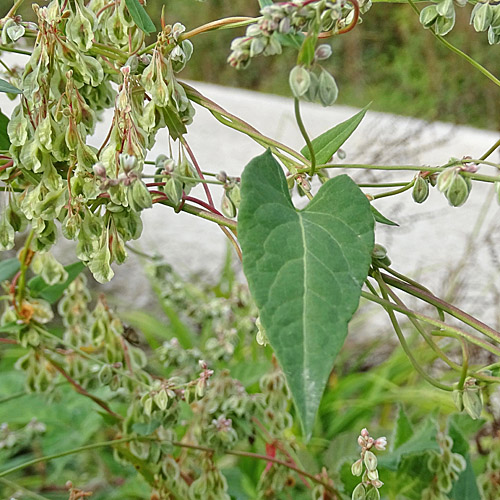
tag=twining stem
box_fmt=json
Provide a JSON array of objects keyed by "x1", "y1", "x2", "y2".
[
  {"x1": 0, "y1": 436, "x2": 339, "y2": 495},
  {"x1": 183, "y1": 83, "x2": 310, "y2": 166},
  {"x1": 294, "y1": 98, "x2": 316, "y2": 175},
  {"x1": 306, "y1": 163, "x2": 500, "y2": 183},
  {"x1": 2, "y1": 0, "x2": 25, "y2": 21},
  {"x1": 407, "y1": 0, "x2": 500, "y2": 89},
  {"x1": 154, "y1": 197, "x2": 238, "y2": 231},
  {"x1": 372, "y1": 179, "x2": 414, "y2": 200},
  {"x1": 180, "y1": 17, "x2": 255, "y2": 41},
  {"x1": 374, "y1": 278, "x2": 497, "y2": 383},
  {"x1": 361, "y1": 291, "x2": 500, "y2": 358},
  {"x1": 376, "y1": 262, "x2": 445, "y2": 321},
  {"x1": 480, "y1": 138, "x2": 500, "y2": 161},
  {"x1": 380, "y1": 273, "x2": 500, "y2": 345},
  {"x1": 180, "y1": 136, "x2": 215, "y2": 208},
  {"x1": 45, "y1": 354, "x2": 123, "y2": 420},
  {"x1": 373, "y1": 271, "x2": 455, "y2": 391}
]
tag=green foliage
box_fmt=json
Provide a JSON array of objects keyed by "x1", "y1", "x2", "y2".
[
  {"x1": 1, "y1": 0, "x2": 500, "y2": 498},
  {"x1": 300, "y1": 105, "x2": 369, "y2": 164},
  {"x1": 239, "y1": 150, "x2": 374, "y2": 436}
]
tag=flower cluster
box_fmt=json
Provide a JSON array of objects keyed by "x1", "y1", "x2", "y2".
[
  {"x1": 420, "y1": 0, "x2": 500, "y2": 43},
  {"x1": 351, "y1": 428, "x2": 387, "y2": 500},
  {"x1": 228, "y1": 0, "x2": 368, "y2": 70}
]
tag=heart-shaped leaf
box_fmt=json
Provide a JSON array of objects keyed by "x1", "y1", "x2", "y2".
[
  {"x1": 301, "y1": 105, "x2": 369, "y2": 165},
  {"x1": 0, "y1": 110, "x2": 10, "y2": 150},
  {"x1": 238, "y1": 150, "x2": 374, "y2": 437}
]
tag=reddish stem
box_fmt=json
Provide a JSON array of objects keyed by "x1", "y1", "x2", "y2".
[
  {"x1": 0, "y1": 160, "x2": 14, "y2": 172},
  {"x1": 180, "y1": 137, "x2": 215, "y2": 208},
  {"x1": 183, "y1": 195, "x2": 223, "y2": 217}
]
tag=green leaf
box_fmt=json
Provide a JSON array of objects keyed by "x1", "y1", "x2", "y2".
[
  {"x1": 0, "y1": 78, "x2": 22, "y2": 94},
  {"x1": 124, "y1": 0, "x2": 156, "y2": 35},
  {"x1": 301, "y1": 105, "x2": 369, "y2": 165},
  {"x1": 258, "y1": 0, "x2": 273, "y2": 7},
  {"x1": 163, "y1": 105, "x2": 187, "y2": 140},
  {"x1": 393, "y1": 406, "x2": 414, "y2": 449},
  {"x1": 298, "y1": 35, "x2": 317, "y2": 66},
  {"x1": 448, "y1": 414, "x2": 481, "y2": 500},
  {"x1": 0, "y1": 258, "x2": 20, "y2": 282},
  {"x1": 379, "y1": 417, "x2": 440, "y2": 470},
  {"x1": 28, "y1": 262, "x2": 85, "y2": 303},
  {"x1": 0, "y1": 110, "x2": 10, "y2": 150},
  {"x1": 371, "y1": 205, "x2": 399, "y2": 226},
  {"x1": 0, "y1": 321, "x2": 25, "y2": 334},
  {"x1": 238, "y1": 150, "x2": 374, "y2": 438}
]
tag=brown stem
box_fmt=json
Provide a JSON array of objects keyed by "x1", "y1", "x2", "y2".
[{"x1": 47, "y1": 357, "x2": 123, "y2": 420}]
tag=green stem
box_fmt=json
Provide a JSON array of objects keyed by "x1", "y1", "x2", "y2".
[
  {"x1": 183, "y1": 82, "x2": 309, "y2": 166},
  {"x1": 372, "y1": 180, "x2": 414, "y2": 200},
  {"x1": 376, "y1": 262, "x2": 445, "y2": 321},
  {"x1": 310, "y1": 163, "x2": 500, "y2": 183},
  {"x1": 155, "y1": 198, "x2": 237, "y2": 231},
  {"x1": 294, "y1": 98, "x2": 316, "y2": 175},
  {"x1": 374, "y1": 272, "x2": 454, "y2": 391},
  {"x1": 2, "y1": 0, "x2": 26, "y2": 21},
  {"x1": 0, "y1": 436, "x2": 140, "y2": 478},
  {"x1": 480, "y1": 139, "x2": 500, "y2": 161},
  {"x1": 360, "y1": 291, "x2": 500, "y2": 357},
  {"x1": 380, "y1": 273, "x2": 500, "y2": 345},
  {"x1": 180, "y1": 16, "x2": 255, "y2": 41},
  {"x1": 358, "y1": 182, "x2": 409, "y2": 188},
  {"x1": 0, "y1": 45, "x2": 32, "y2": 56},
  {"x1": 407, "y1": 0, "x2": 500, "y2": 88},
  {"x1": 458, "y1": 340, "x2": 468, "y2": 390},
  {"x1": 0, "y1": 478, "x2": 50, "y2": 500}
]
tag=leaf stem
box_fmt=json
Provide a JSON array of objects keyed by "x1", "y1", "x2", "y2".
[
  {"x1": 180, "y1": 17, "x2": 255, "y2": 41},
  {"x1": 480, "y1": 138, "x2": 500, "y2": 161},
  {"x1": 294, "y1": 98, "x2": 316, "y2": 175}
]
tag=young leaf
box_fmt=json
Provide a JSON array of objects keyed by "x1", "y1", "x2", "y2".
[
  {"x1": 300, "y1": 105, "x2": 369, "y2": 165},
  {"x1": 371, "y1": 205, "x2": 399, "y2": 226},
  {"x1": 124, "y1": 0, "x2": 156, "y2": 35},
  {"x1": 238, "y1": 150, "x2": 374, "y2": 438},
  {"x1": 258, "y1": 0, "x2": 273, "y2": 7},
  {"x1": 0, "y1": 258, "x2": 20, "y2": 282},
  {"x1": 393, "y1": 406, "x2": 414, "y2": 449},
  {"x1": 0, "y1": 78, "x2": 22, "y2": 94},
  {"x1": 28, "y1": 262, "x2": 85, "y2": 303},
  {"x1": 0, "y1": 110, "x2": 10, "y2": 150}
]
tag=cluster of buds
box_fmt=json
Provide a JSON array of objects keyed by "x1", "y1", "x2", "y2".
[
  {"x1": 420, "y1": 0, "x2": 500, "y2": 43},
  {"x1": 436, "y1": 163, "x2": 473, "y2": 207},
  {"x1": 351, "y1": 428, "x2": 387, "y2": 500},
  {"x1": 228, "y1": 0, "x2": 361, "y2": 70}
]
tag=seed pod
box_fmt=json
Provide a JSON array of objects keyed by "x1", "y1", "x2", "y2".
[
  {"x1": 445, "y1": 173, "x2": 470, "y2": 207},
  {"x1": 351, "y1": 458, "x2": 363, "y2": 476},
  {"x1": 472, "y1": 2, "x2": 493, "y2": 32},
  {"x1": 434, "y1": 13, "x2": 455, "y2": 35},
  {"x1": 318, "y1": 69, "x2": 338, "y2": 106},
  {"x1": 364, "y1": 450, "x2": 378, "y2": 471},
  {"x1": 412, "y1": 175, "x2": 430, "y2": 203},
  {"x1": 221, "y1": 191, "x2": 237, "y2": 218},
  {"x1": 98, "y1": 364, "x2": 113, "y2": 385},
  {"x1": 436, "y1": 0, "x2": 454, "y2": 19},
  {"x1": 164, "y1": 177, "x2": 183, "y2": 208},
  {"x1": 289, "y1": 66, "x2": 311, "y2": 98},
  {"x1": 352, "y1": 483, "x2": 366, "y2": 500},
  {"x1": 437, "y1": 166, "x2": 458, "y2": 192},
  {"x1": 315, "y1": 44, "x2": 333, "y2": 61},
  {"x1": 154, "y1": 388, "x2": 169, "y2": 411},
  {"x1": 452, "y1": 389, "x2": 464, "y2": 412},
  {"x1": 365, "y1": 486, "x2": 381, "y2": 500},
  {"x1": 420, "y1": 5, "x2": 439, "y2": 27},
  {"x1": 463, "y1": 384, "x2": 482, "y2": 419}
]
